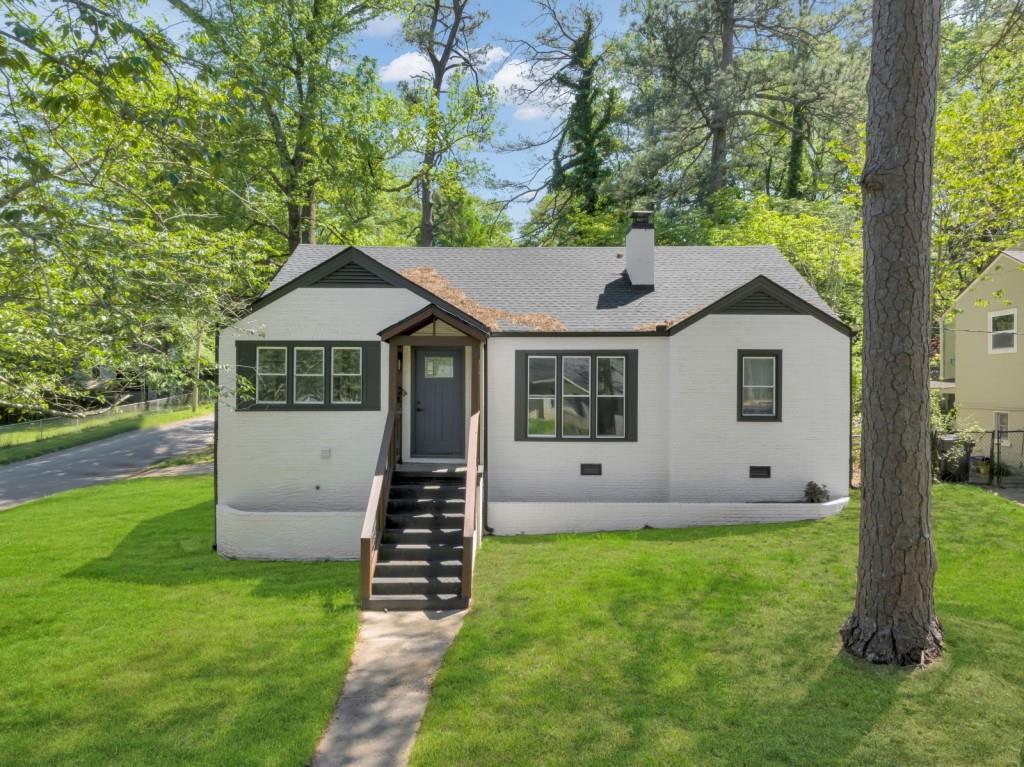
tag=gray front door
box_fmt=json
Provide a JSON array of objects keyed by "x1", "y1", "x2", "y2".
[{"x1": 412, "y1": 348, "x2": 465, "y2": 457}]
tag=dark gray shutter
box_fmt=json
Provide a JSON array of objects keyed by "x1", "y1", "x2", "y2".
[{"x1": 235, "y1": 342, "x2": 258, "y2": 409}]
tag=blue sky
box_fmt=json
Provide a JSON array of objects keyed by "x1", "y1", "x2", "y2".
[{"x1": 143, "y1": 0, "x2": 632, "y2": 223}]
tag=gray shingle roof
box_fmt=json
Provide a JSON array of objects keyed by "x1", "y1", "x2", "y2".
[{"x1": 264, "y1": 244, "x2": 840, "y2": 333}]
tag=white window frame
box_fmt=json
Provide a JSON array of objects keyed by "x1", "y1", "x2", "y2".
[
  {"x1": 255, "y1": 346, "x2": 288, "y2": 404},
  {"x1": 995, "y1": 412, "x2": 1010, "y2": 447},
  {"x1": 331, "y1": 346, "x2": 363, "y2": 404},
  {"x1": 596, "y1": 355, "x2": 627, "y2": 439},
  {"x1": 292, "y1": 346, "x2": 325, "y2": 405},
  {"x1": 741, "y1": 355, "x2": 777, "y2": 418},
  {"x1": 988, "y1": 308, "x2": 1017, "y2": 354},
  {"x1": 561, "y1": 355, "x2": 592, "y2": 439},
  {"x1": 526, "y1": 355, "x2": 557, "y2": 439}
]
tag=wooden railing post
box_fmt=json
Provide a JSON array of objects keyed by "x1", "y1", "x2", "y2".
[
  {"x1": 359, "y1": 409, "x2": 397, "y2": 606},
  {"x1": 462, "y1": 411, "x2": 481, "y2": 600}
]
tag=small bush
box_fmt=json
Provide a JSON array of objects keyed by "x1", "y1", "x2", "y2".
[{"x1": 804, "y1": 481, "x2": 830, "y2": 503}]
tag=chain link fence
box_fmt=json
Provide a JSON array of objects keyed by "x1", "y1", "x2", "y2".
[
  {"x1": 0, "y1": 395, "x2": 197, "y2": 449},
  {"x1": 851, "y1": 430, "x2": 1024, "y2": 489}
]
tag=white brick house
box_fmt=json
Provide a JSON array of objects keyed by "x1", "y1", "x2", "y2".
[{"x1": 216, "y1": 212, "x2": 852, "y2": 609}]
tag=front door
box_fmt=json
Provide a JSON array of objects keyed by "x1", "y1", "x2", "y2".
[{"x1": 412, "y1": 347, "x2": 465, "y2": 458}]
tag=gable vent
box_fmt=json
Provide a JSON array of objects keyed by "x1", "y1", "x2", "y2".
[
  {"x1": 718, "y1": 289, "x2": 798, "y2": 315},
  {"x1": 313, "y1": 261, "x2": 391, "y2": 287}
]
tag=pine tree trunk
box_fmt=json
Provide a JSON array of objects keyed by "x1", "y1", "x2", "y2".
[
  {"x1": 840, "y1": 0, "x2": 943, "y2": 666},
  {"x1": 707, "y1": 0, "x2": 735, "y2": 198},
  {"x1": 783, "y1": 102, "x2": 806, "y2": 199}
]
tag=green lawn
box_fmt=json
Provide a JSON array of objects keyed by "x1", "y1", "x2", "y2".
[
  {"x1": 0, "y1": 476, "x2": 359, "y2": 766},
  {"x1": 412, "y1": 486, "x2": 1024, "y2": 767},
  {"x1": 0, "y1": 405, "x2": 214, "y2": 465}
]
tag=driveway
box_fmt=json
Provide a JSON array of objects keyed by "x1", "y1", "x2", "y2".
[{"x1": 0, "y1": 414, "x2": 213, "y2": 511}]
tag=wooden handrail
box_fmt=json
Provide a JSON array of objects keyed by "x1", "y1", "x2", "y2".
[
  {"x1": 360, "y1": 408, "x2": 397, "y2": 603},
  {"x1": 461, "y1": 410, "x2": 481, "y2": 600}
]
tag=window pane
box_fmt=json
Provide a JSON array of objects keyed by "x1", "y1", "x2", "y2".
[
  {"x1": 562, "y1": 356, "x2": 590, "y2": 396},
  {"x1": 597, "y1": 397, "x2": 625, "y2": 437},
  {"x1": 562, "y1": 396, "x2": 591, "y2": 437},
  {"x1": 742, "y1": 385, "x2": 775, "y2": 416},
  {"x1": 992, "y1": 313, "x2": 1015, "y2": 332},
  {"x1": 295, "y1": 348, "x2": 324, "y2": 375},
  {"x1": 332, "y1": 375, "x2": 361, "y2": 404},
  {"x1": 295, "y1": 375, "x2": 324, "y2": 403},
  {"x1": 333, "y1": 348, "x2": 361, "y2": 375},
  {"x1": 258, "y1": 347, "x2": 286, "y2": 374},
  {"x1": 992, "y1": 332, "x2": 1015, "y2": 349},
  {"x1": 597, "y1": 357, "x2": 625, "y2": 396},
  {"x1": 528, "y1": 357, "x2": 556, "y2": 396},
  {"x1": 743, "y1": 357, "x2": 775, "y2": 387},
  {"x1": 527, "y1": 396, "x2": 556, "y2": 436},
  {"x1": 425, "y1": 356, "x2": 454, "y2": 378},
  {"x1": 257, "y1": 374, "x2": 286, "y2": 403}
]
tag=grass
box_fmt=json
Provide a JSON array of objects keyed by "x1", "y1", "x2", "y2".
[
  {"x1": 145, "y1": 444, "x2": 214, "y2": 470},
  {"x1": 0, "y1": 476, "x2": 360, "y2": 766},
  {"x1": 411, "y1": 485, "x2": 1024, "y2": 767},
  {"x1": 0, "y1": 405, "x2": 213, "y2": 465}
]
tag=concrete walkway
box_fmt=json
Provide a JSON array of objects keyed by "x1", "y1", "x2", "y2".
[
  {"x1": 0, "y1": 414, "x2": 213, "y2": 510},
  {"x1": 312, "y1": 609, "x2": 466, "y2": 767}
]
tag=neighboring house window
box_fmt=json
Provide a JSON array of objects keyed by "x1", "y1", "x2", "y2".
[
  {"x1": 293, "y1": 347, "x2": 325, "y2": 404},
  {"x1": 255, "y1": 347, "x2": 287, "y2": 404},
  {"x1": 988, "y1": 309, "x2": 1017, "y2": 353},
  {"x1": 515, "y1": 351, "x2": 638, "y2": 441},
  {"x1": 236, "y1": 341, "x2": 380, "y2": 411},
  {"x1": 995, "y1": 412, "x2": 1010, "y2": 446},
  {"x1": 332, "y1": 347, "x2": 362, "y2": 404},
  {"x1": 738, "y1": 350, "x2": 782, "y2": 421}
]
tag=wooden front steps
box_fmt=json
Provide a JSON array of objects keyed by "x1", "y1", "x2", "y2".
[{"x1": 365, "y1": 466, "x2": 469, "y2": 611}]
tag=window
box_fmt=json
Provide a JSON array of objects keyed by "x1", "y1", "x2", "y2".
[
  {"x1": 256, "y1": 347, "x2": 287, "y2": 404},
  {"x1": 527, "y1": 356, "x2": 557, "y2": 437},
  {"x1": 424, "y1": 355, "x2": 454, "y2": 378},
  {"x1": 293, "y1": 347, "x2": 325, "y2": 404},
  {"x1": 562, "y1": 356, "x2": 591, "y2": 437},
  {"x1": 738, "y1": 350, "x2": 782, "y2": 421},
  {"x1": 989, "y1": 309, "x2": 1017, "y2": 354},
  {"x1": 236, "y1": 341, "x2": 380, "y2": 411},
  {"x1": 996, "y1": 412, "x2": 1010, "y2": 446},
  {"x1": 331, "y1": 347, "x2": 362, "y2": 404},
  {"x1": 516, "y1": 351, "x2": 637, "y2": 441},
  {"x1": 596, "y1": 356, "x2": 626, "y2": 438}
]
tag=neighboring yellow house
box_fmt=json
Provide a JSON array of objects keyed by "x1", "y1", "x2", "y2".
[{"x1": 941, "y1": 247, "x2": 1024, "y2": 446}]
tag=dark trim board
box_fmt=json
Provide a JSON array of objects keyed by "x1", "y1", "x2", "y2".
[
  {"x1": 234, "y1": 340, "x2": 381, "y2": 411},
  {"x1": 513, "y1": 349, "x2": 639, "y2": 442}
]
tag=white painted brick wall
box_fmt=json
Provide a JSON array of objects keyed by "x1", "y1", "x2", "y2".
[
  {"x1": 487, "y1": 336, "x2": 671, "y2": 502},
  {"x1": 217, "y1": 287, "x2": 428, "y2": 515},
  {"x1": 668, "y1": 314, "x2": 850, "y2": 502}
]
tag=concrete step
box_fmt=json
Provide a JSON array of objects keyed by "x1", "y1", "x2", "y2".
[
  {"x1": 381, "y1": 528, "x2": 462, "y2": 545},
  {"x1": 378, "y1": 542, "x2": 464, "y2": 561},
  {"x1": 374, "y1": 559, "x2": 463, "y2": 578},
  {"x1": 371, "y1": 576, "x2": 463, "y2": 596},
  {"x1": 363, "y1": 593, "x2": 468, "y2": 611}
]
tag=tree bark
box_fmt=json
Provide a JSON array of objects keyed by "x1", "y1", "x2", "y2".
[
  {"x1": 707, "y1": 0, "x2": 735, "y2": 198},
  {"x1": 783, "y1": 102, "x2": 806, "y2": 199},
  {"x1": 840, "y1": 0, "x2": 943, "y2": 666}
]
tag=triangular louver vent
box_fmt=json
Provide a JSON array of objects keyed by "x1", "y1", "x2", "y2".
[
  {"x1": 717, "y1": 289, "x2": 798, "y2": 314},
  {"x1": 313, "y1": 261, "x2": 391, "y2": 287}
]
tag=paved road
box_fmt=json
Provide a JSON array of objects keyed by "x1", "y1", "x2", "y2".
[{"x1": 0, "y1": 414, "x2": 214, "y2": 511}]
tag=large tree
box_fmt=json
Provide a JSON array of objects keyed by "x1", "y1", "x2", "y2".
[{"x1": 840, "y1": 0, "x2": 944, "y2": 666}]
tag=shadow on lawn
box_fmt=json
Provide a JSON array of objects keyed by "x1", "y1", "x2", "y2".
[{"x1": 66, "y1": 501, "x2": 360, "y2": 608}]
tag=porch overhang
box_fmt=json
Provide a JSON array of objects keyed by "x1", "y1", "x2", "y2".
[{"x1": 379, "y1": 304, "x2": 489, "y2": 343}]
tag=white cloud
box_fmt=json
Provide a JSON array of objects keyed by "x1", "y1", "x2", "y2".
[
  {"x1": 364, "y1": 13, "x2": 402, "y2": 37},
  {"x1": 513, "y1": 104, "x2": 550, "y2": 121},
  {"x1": 491, "y1": 59, "x2": 563, "y2": 120},
  {"x1": 482, "y1": 46, "x2": 509, "y2": 67},
  {"x1": 379, "y1": 51, "x2": 430, "y2": 83}
]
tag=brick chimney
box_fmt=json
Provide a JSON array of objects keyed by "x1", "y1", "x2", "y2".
[{"x1": 625, "y1": 210, "x2": 654, "y2": 287}]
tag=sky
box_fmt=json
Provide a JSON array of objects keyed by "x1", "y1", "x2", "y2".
[{"x1": 143, "y1": 0, "x2": 632, "y2": 224}]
